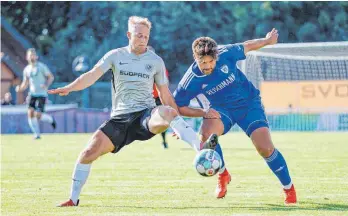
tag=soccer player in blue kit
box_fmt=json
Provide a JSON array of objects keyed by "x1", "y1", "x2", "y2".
[{"x1": 173, "y1": 28, "x2": 297, "y2": 204}]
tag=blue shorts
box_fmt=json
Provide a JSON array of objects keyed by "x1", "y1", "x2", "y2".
[{"x1": 213, "y1": 98, "x2": 269, "y2": 137}]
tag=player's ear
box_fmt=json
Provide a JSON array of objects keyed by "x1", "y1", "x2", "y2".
[{"x1": 126, "y1": 31, "x2": 131, "y2": 40}]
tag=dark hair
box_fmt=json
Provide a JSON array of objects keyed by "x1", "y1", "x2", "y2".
[{"x1": 192, "y1": 37, "x2": 218, "y2": 59}]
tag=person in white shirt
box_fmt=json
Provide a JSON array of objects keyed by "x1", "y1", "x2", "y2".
[
  {"x1": 49, "y1": 16, "x2": 217, "y2": 207},
  {"x1": 16, "y1": 48, "x2": 56, "y2": 139}
]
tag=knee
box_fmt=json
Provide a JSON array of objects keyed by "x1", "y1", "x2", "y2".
[
  {"x1": 163, "y1": 106, "x2": 179, "y2": 119},
  {"x1": 149, "y1": 106, "x2": 178, "y2": 134},
  {"x1": 36, "y1": 112, "x2": 42, "y2": 120},
  {"x1": 257, "y1": 145, "x2": 274, "y2": 158},
  {"x1": 79, "y1": 148, "x2": 97, "y2": 164},
  {"x1": 160, "y1": 106, "x2": 178, "y2": 120},
  {"x1": 200, "y1": 131, "x2": 211, "y2": 143},
  {"x1": 28, "y1": 110, "x2": 34, "y2": 118},
  {"x1": 78, "y1": 134, "x2": 104, "y2": 163}
]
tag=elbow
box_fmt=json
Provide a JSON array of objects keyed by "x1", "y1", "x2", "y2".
[{"x1": 177, "y1": 106, "x2": 186, "y2": 115}]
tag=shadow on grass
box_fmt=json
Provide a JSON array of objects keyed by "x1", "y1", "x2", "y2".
[
  {"x1": 83, "y1": 201, "x2": 348, "y2": 211},
  {"x1": 264, "y1": 201, "x2": 348, "y2": 211}
]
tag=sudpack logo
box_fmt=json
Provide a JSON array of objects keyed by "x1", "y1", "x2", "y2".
[{"x1": 120, "y1": 70, "x2": 150, "y2": 79}]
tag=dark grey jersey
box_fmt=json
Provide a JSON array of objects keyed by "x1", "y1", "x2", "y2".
[{"x1": 95, "y1": 46, "x2": 168, "y2": 116}]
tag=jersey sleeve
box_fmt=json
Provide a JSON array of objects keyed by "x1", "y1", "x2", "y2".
[
  {"x1": 173, "y1": 71, "x2": 198, "y2": 107},
  {"x1": 223, "y1": 44, "x2": 246, "y2": 61},
  {"x1": 173, "y1": 84, "x2": 193, "y2": 107},
  {"x1": 94, "y1": 49, "x2": 118, "y2": 73},
  {"x1": 154, "y1": 58, "x2": 168, "y2": 86}
]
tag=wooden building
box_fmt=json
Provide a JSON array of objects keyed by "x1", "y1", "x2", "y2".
[{"x1": 1, "y1": 16, "x2": 34, "y2": 104}]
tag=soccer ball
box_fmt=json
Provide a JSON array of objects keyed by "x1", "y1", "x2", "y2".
[{"x1": 194, "y1": 149, "x2": 222, "y2": 177}]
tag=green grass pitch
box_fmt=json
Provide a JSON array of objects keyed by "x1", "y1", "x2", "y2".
[{"x1": 1, "y1": 132, "x2": 348, "y2": 215}]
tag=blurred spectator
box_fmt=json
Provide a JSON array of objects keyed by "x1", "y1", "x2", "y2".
[
  {"x1": 15, "y1": 48, "x2": 56, "y2": 139},
  {"x1": 72, "y1": 55, "x2": 90, "y2": 76},
  {"x1": 1, "y1": 92, "x2": 14, "y2": 105}
]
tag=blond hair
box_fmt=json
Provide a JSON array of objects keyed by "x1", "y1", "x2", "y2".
[{"x1": 128, "y1": 16, "x2": 152, "y2": 32}]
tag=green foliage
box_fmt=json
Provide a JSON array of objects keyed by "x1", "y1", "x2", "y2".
[
  {"x1": 1, "y1": 1, "x2": 71, "y2": 55},
  {"x1": 1, "y1": 1, "x2": 348, "y2": 83}
]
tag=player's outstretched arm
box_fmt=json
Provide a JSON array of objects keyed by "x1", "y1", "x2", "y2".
[
  {"x1": 178, "y1": 106, "x2": 221, "y2": 119},
  {"x1": 243, "y1": 28, "x2": 279, "y2": 54},
  {"x1": 156, "y1": 84, "x2": 180, "y2": 113},
  {"x1": 48, "y1": 67, "x2": 104, "y2": 96}
]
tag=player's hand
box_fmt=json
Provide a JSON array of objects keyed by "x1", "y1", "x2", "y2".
[
  {"x1": 265, "y1": 28, "x2": 278, "y2": 45},
  {"x1": 172, "y1": 132, "x2": 180, "y2": 140},
  {"x1": 15, "y1": 85, "x2": 21, "y2": 92},
  {"x1": 204, "y1": 108, "x2": 221, "y2": 119},
  {"x1": 48, "y1": 87, "x2": 71, "y2": 96}
]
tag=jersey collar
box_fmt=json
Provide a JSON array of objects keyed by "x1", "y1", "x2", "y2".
[
  {"x1": 126, "y1": 45, "x2": 150, "y2": 58},
  {"x1": 192, "y1": 62, "x2": 207, "y2": 77}
]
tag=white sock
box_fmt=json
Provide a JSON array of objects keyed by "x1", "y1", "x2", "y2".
[
  {"x1": 283, "y1": 182, "x2": 293, "y2": 190},
  {"x1": 40, "y1": 113, "x2": 53, "y2": 124},
  {"x1": 218, "y1": 166, "x2": 226, "y2": 174},
  {"x1": 170, "y1": 116, "x2": 200, "y2": 152},
  {"x1": 70, "y1": 163, "x2": 91, "y2": 204},
  {"x1": 28, "y1": 117, "x2": 40, "y2": 137}
]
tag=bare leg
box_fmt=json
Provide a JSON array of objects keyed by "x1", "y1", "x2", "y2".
[
  {"x1": 251, "y1": 127, "x2": 293, "y2": 189},
  {"x1": 68, "y1": 130, "x2": 115, "y2": 204},
  {"x1": 27, "y1": 108, "x2": 40, "y2": 138},
  {"x1": 148, "y1": 105, "x2": 201, "y2": 152}
]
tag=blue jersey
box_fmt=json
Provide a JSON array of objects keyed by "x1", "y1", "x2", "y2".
[{"x1": 174, "y1": 44, "x2": 260, "y2": 110}]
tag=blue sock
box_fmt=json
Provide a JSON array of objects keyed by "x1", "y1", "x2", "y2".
[
  {"x1": 214, "y1": 143, "x2": 226, "y2": 172},
  {"x1": 265, "y1": 149, "x2": 292, "y2": 188}
]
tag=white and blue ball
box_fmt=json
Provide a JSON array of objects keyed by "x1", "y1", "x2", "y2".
[{"x1": 194, "y1": 149, "x2": 222, "y2": 177}]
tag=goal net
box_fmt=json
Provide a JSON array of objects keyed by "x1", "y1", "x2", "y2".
[{"x1": 240, "y1": 41, "x2": 348, "y2": 131}]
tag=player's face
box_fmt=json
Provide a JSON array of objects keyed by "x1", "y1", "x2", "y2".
[
  {"x1": 26, "y1": 51, "x2": 38, "y2": 64},
  {"x1": 195, "y1": 55, "x2": 217, "y2": 75},
  {"x1": 127, "y1": 24, "x2": 150, "y2": 54}
]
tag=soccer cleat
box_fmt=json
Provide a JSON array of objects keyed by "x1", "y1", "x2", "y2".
[
  {"x1": 284, "y1": 184, "x2": 297, "y2": 205},
  {"x1": 215, "y1": 169, "x2": 231, "y2": 198},
  {"x1": 201, "y1": 134, "x2": 218, "y2": 150},
  {"x1": 162, "y1": 142, "x2": 168, "y2": 149},
  {"x1": 51, "y1": 117, "x2": 57, "y2": 130},
  {"x1": 34, "y1": 135, "x2": 41, "y2": 140},
  {"x1": 57, "y1": 199, "x2": 79, "y2": 207}
]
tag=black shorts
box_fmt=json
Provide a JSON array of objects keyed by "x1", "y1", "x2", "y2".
[
  {"x1": 28, "y1": 96, "x2": 46, "y2": 112},
  {"x1": 99, "y1": 108, "x2": 156, "y2": 154},
  {"x1": 154, "y1": 97, "x2": 162, "y2": 106}
]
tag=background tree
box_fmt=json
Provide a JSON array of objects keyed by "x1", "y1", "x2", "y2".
[{"x1": 2, "y1": 1, "x2": 347, "y2": 84}]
